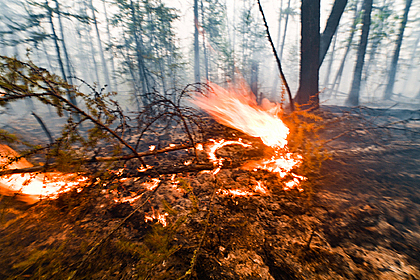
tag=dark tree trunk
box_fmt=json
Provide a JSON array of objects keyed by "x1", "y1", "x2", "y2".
[
  {"x1": 383, "y1": 0, "x2": 413, "y2": 100},
  {"x1": 346, "y1": 0, "x2": 372, "y2": 106},
  {"x1": 319, "y1": 0, "x2": 348, "y2": 66},
  {"x1": 194, "y1": 0, "x2": 200, "y2": 83},
  {"x1": 294, "y1": 0, "x2": 320, "y2": 108}
]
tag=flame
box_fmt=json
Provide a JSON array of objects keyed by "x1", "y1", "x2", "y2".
[
  {"x1": 143, "y1": 178, "x2": 161, "y2": 191},
  {"x1": 144, "y1": 207, "x2": 169, "y2": 227},
  {"x1": 114, "y1": 193, "x2": 144, "y2": 204},
  {"x1": 193, "y1": 80, "x2": 307, "y2": 190},
  {"x1": 0, "y1": 144, "x2": 87, "y2": 202},
  {"x1": 194, "y1": 81, "x2": 288, "y2": 148},
  {"x1": 217, "y1": 189, "x2": 254, "y2": 197},
  {"x1": 206, "y1": 138, "x2": 251, "y2": 175},
  {"x1": 253, "y1": 181, "x2": 268, "y2": 194}
]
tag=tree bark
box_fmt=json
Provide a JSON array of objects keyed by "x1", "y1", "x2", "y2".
[
  {"x1": 383, "y1": 0, "x2": 413, "y2": 100},
  {"x1": 319, "y1": 0, "x2": 348, "y2": 66},
  {"x1": 346, "y1": 0, "x2": 372, "y2": 106},
  {"x1": 294, "y1": 0, "x2": 320, "y2": 109},
  {"x1": 194, "y1": 0, "x2": 200, "y2": 83}
]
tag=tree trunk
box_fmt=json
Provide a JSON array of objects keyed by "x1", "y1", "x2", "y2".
[
  {"x1": 279, "y1": 0, "x2": 291, "y2": 60},
  {"x1": 294, "y1": 0, "x2": 320, "y2": 109},
  {"x1": 130, "y1": 0, "x2": 149, "y2": 105},
  {"x1": 194, "y1": 0, "x2": 200, "y2": 83},
  {"x1": 46, "y1": 0, "x2": 76, "y2": 107},
  {"x1": 319, "y1": 0, "x2": 348, "y2": 66},
  {"x1": 331, "y1": 0, "x2": 360, "y2": 96},
  {"x1": 54, "y1": 1, "x2": 74, "y2": 84},
  {"x1": 250, "y1": 61, "x2": 258, "y2": 99},
  {"x1": 82, "y1": 2, "x2": 101, "y2": 85},
  {"x1": 345, "y1": 0, "x2": 372, "y2": 106},
  {"x1": 123, "y1": 34, "x2": 141, "y2": 111},
  {"x1": 102, "y1": 0, "x2": 118, "y2": 92},
  {"x1": 89, "y1": 0, "x2": 112, "y2": 92},
  {"x1": 201, "y1": 0, "x2": 209, "y2": 81},
  {"x1": 383, "y1": 0, "x2": 413, "y2": 100},
  {"x1": 271, "y1": 0, "x2": 283, "y2": 96}
]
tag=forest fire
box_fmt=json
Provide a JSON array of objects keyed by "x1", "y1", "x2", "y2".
[{"x1": 194, "y1": 81, "x2": 306, "y2": 191}]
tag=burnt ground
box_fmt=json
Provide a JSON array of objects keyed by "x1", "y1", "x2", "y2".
[{"x1": 0, "y1": 105, "x2": 419, "y2": 279}]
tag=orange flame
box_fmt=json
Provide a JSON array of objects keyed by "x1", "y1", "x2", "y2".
[
  {"x1": 144, "y1": 207, "x2": 169, "y2": 227},
  {"x1": 193, "y1": 80, "x2": 307, "y2": 190},
  {"x1": 0, "y1": 144, "x2": 88, "y2": 202}
]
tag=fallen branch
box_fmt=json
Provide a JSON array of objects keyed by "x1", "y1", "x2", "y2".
[{"x1": 0, "y1": 143, "x2": 195, "y2": 176}]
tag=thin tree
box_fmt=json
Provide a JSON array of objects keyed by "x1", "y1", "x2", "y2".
[
  {"x1": 194, "y1": 0, "x2": 200, "y2": 83},
  {"x1": 279, "y1": 0, "x2": 292, "y2": 60},
  {"x1": 345, "y1": 0, "x2": 372, "y2": 106},
  {"x1": 331, "y1": 0, "x2": 360, "y2": 96},
  {"x1": 383, "y1": 0, "x2": 413, "y2": 100},
  {"x1": 102, "y1": 0, "x2": 118, "y2": 92},
  {"x1": 89, "y1": 0, "x2": 112, "y2": 92},
  {"x1": 201, "y1": 0, "x2": 209, "y2": 81},
  {"x1": 271, "y1": 0, "x2": 283, "y2": 96},
  {"x1": 46, "y1": 0, "x2": 77, "y2": 107}
]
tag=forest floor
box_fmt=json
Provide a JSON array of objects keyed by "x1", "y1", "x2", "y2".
[{"x1": 0, "y1": 105, "x2": 420, "y2": 280}]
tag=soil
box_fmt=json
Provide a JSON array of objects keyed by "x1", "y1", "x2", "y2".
[{"x1": 0, "y1": 105, "x2": 419, "y2": 279}]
